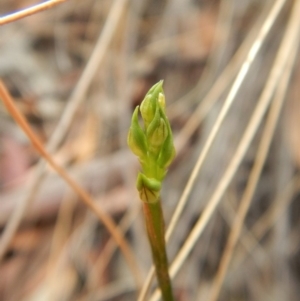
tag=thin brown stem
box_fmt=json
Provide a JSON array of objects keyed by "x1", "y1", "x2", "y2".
[
  {"x1": 0, "y1": 0, "x2": 128, "y2": 267},
  {"x1": 143, "y1": 200, "x2": 174, "y2": 301},
  {"x1": 0, "y1": 0, "x2": 68, "y2": 26},
  {"x1": 0, "y1": 80, "x2": 142, "y2": 289},
  {"x1": 208, "y1": 2, "x2": 300, "y2": 298}
]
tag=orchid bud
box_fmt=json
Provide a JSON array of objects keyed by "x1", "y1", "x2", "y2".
[
  {"x1": 140, "y1": 95, "x2": 155, "y2": 129},
  {"x1": 146, "y1": 103, "x2": 168, "y2": 155},
  {"x1": 158, "y1": 93, "x2": 166, "y2": 111},
  {"x1": 140, "y1": 81, "x2": 164, "y2": 129},
  {"x1": 127, "y1": 106, "x2": 147, "y2": 159},
  {"x1": 127, "y1": 81, "x2": 175, "y2": 203}
]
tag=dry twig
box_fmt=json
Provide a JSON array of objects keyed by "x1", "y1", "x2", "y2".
[{"x1": 0, "y1": 0, "x2": 68, "y2": 25}]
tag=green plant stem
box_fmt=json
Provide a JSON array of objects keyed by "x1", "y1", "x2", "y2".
[{"x1": 143, "y1": 199, "x2": 174, "y2": 301}]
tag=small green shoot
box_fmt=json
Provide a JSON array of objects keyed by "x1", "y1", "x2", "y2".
[{"x1": 128, "y1": 81, "x2": 175, "y2": 301}]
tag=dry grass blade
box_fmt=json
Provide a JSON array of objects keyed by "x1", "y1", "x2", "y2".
[
  {"x1": 173, "y1": 1, "x2": 279, "y2": 153},
  {"x1": 47, "y1": 191, "x2": 75, "y2": 276},
  {"x1": 0, "y1": 80, "x2": 142, "y2": 288},
  {"x1": 0, "y1": 161, "x2": 46, "y2": 262},
  {"x1": 166, "y1": 0, "x2": 286, "y2": 246},
  {"x1": 232, "y1": 174, "x2": 300, "y2": 272},
  {"x1": 253, "y1": 177, "x2": 300, "y2": 242},
  {"x1": 139, "y1": 1, "x2": 287, "y2": 300},
  {"x1": 1, "y1": 0, "x2": 298, "y2": 299},
  {"x1": 86, "y1": 204, "x2": 141, "y2": 290},
  {"x1": 169, "y1": 0, "x2": 234, "y2": 122},
  {"x1": 219, "y1": 196, "x2": 269, "y2": 265},
  {"x1": 48, "y1": 0, "x2": 128, "y2": 150},
  {"x1": 167, "y1": 0, "x2": 287, "y2": 278},
  {"x1": 208, "y1": 1, "x2": 300, "y2": 298},
  {"x1": 0, "y1": 0, "x2": 128, "y2": 267},
  {"x1": 0, "y1": 0, "x2": 68, "y2": 25}
]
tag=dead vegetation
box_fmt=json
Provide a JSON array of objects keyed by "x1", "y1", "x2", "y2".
[{"x1": 0, "y1": 0, "x2": 300, "y2": 300}]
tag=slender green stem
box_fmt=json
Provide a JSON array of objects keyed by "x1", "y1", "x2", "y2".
[
  {"x1": 127, "y1": 81, "x2": 175, "y2": 298},
  {"x1": 143, "y1": 199, "x2": 174, "y2": 301}
]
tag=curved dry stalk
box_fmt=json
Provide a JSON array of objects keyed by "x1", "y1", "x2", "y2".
[
  {"x1": 173, "y1": 0, "x2": 278, "y2": 153},
  {"x1": 47, "y1": 190, "x2": 76, "y2": 276},
  {"x1": 0, "y1": 0, "x2": 128, "y2": 267},
  {"x1": 137, "y1": 266, "x2": 155, "y2": 301},
  {"x1": 86, "y1": 204, "x2": 141, "y2": 290},
  {"x1": 138, "y1": 1, "x2": 287, "y2": 299},
  {"x1": 219, "y1": 195, "x2": 271, "y2": 269},
  {"x1": 0, "y1": 0, "x2": 68, "y2": 25},
  {"x1": 38, "y1": 207, "x2": 96, "y2": 299},
  {"x1": 208, "y1": 3, "x2": 300, "y2": 298},
  {"x1": 167, "y1": 0, "x2": 286, "y2": 245},
  {"x1": 48, "y1": 0, "x2": 128, "y2": 150},
  {"x1": 192, "y1": 0, "x2": 235, "y2": 95},
  {"x1": 168, "y1": 0, "x2": 235, "y2": 122},
  {"x1": 87, "y1": 279, "x2": 137, "y2": 301},
  {"x1": 147, "y1": 1, "x2": 288, "y2": 299},
  {"x1": 253, "y1": 178, "x2": 300, "y2": 243},
  {"x1": 232, "y1": 175, "x2": 300, "y2": 273},
  {"x1": 0, "y1": 81, "x2": 142, "y2": 288}
]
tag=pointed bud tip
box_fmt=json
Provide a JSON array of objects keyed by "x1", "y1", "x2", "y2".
[
  {"x1": 154, "y1": 80, "x2": 164, "y2": 94},
  {"x1": 146, "y1": 80, "x2": 164, "y2": 98},
  {"x1": 157, "y1": 79, "x2": 164, "y2": 89}
]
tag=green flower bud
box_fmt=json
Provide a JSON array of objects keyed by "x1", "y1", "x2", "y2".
[
  {"x1": 158, "y1": 93, "x2": 166, "y2": 111},
  {"x1": 146, "y1": 103, "x2": 168, "y2": 155},
  {"x1": 145, "y1": 80, "x2": 164, "y2": 100},
  {"x1": 128, "y1": 80, "x2": 175, "y2": 203},
  {"x1": 127, "y1": 106, "x2": 147, "y2": 159},
  {"x1": 157, "y1": 109, "x2": 176, "y2": 168},
  {"x1": 140, "y1": 81, "x2": 164, "y2": 129},
  {"x1": 158, "y1": 133, "x2": 176, "y2": 168},
  {"x1": 140, "y1": 95, "x2": 155, "y2": 129},
  {"x1": 147, "y1": 116, "x2": 167, "y2": 156},
  {"x1": 136, "y1": 173, "x2": 161, "y2": 203}
]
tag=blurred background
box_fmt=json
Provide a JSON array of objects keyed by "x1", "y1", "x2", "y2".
[{"x1": 0, "y1": 0, "x2": 300, "y2": 300}]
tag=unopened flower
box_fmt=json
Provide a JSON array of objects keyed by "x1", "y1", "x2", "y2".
[{"x1": 127, "y1": 81, "x2": 175, "y2": 203}]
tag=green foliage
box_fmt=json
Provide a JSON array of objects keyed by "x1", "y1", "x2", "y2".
[{"x1": 127, "y1": 81, "x2": 175, "y2": 203}]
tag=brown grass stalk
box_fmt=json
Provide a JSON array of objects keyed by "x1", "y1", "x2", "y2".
[
  {"x1": 0, "y1": 80, "x2": 142, "y2": 289},
  {"x1": 208, "y1": 4, "x2": 300, "y2": 297},
  {"x1": 0, "y1": 0, "x2": 68, "y2": 26}
]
